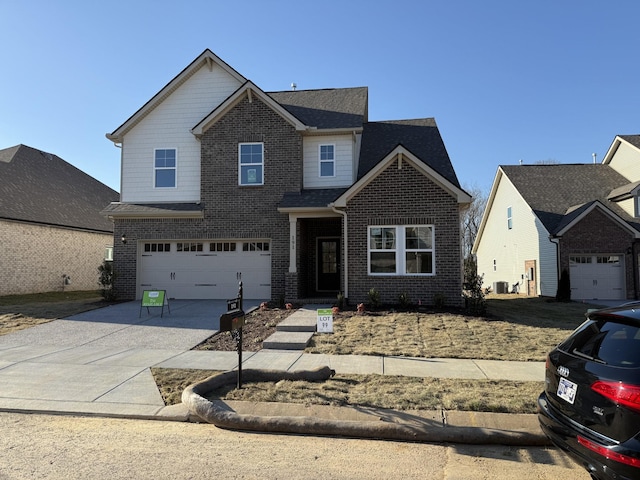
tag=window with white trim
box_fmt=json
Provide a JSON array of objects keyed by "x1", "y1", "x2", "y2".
[
  {"x1": 368, "y1": 226, "x2": 435, "y2": 275},
  {"x1": 154, "y1": 149, "x2": 176, "y2": 188},
  {"x1": 319, "y1": 144, "x2": 335, "y2": 177},
  {"x1": 239, "y1": 143, "x2": 264, "y2": 185},
  {"x1": 507, "y1": 206, "x2": 513, "y2": 229}
]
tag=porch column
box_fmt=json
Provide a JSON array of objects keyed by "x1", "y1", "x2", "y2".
[{"x1": 289, "y1": 215, "x2": 297, "y2": 273}]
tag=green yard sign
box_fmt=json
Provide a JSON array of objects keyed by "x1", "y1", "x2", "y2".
[{"x1": 140, "y1": 290, "x2": 170, "y2": 317}]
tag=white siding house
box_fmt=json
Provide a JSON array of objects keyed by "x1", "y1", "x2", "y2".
[
  {"x1": 475, "y1": 170, "x2": 547, "y2": 295},
  {"x1": 110, "y1": 55, "x2": 245, "y2": 203}
]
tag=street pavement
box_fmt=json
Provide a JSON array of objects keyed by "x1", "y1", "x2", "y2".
[{"x1": 0, "y1": 300, "x2": 548, "y2": 444}]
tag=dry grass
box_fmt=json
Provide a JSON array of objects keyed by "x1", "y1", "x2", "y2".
[
  {"x1": 153, "y1": 367, "x2": 543, "y2": 414},
  {"x1": 305, "y1": 295, "x2": 598, "y2": 361},
  {"x1": 0, "y1": 290, "x2": 108, "y2": 336}
]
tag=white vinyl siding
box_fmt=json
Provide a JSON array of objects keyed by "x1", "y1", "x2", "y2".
[
  {"x1": 607, "y1": 142, "x2": 640, "y2": 183},
  {"x1": 303, "y1": 135, "x2": 354, "y2": 188},
  {"x1": 475, "y1": 175, "x2": 555, "y2": 295},
  {"x1": 120, "y1": 64, "x2": 243, "y2": 203}
]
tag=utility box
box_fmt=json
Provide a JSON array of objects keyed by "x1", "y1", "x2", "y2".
[
  {"x1": 220, "y1": 309, "x2": 245, "y2": 332},
  {"x1": 493, "y1": 281, "x2": 509, "y2": 294}
]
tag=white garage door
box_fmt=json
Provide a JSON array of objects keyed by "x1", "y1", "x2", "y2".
[
  {"x1": 138, "y1": 240, "x2": 271, "y2": 300},
  {"x1": 569, "y1": 255, "x2": 625, "y2": 300}
]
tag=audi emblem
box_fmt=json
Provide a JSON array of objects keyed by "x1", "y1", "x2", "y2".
[{"x1": 557, "y1": 366, "x2": 570, "y2": 377}]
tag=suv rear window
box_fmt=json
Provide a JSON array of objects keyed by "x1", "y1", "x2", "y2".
[{"x1": 559, "y1": 319, "x2": 640, "y2": 367}]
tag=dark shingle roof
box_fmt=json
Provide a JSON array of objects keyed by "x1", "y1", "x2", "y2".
[
  {"x1": 0, "y1": 145, "x2": 119, "y2": 232},
  {"x1": 279, "y1": 188, "x2": 348, "y2": 209},
  {"x1": 619, "y1": 135, "x2": 640, "y2": 150},
  {"x1": 101, "y1": 202, "x2": 203, "y2": 216},
  {"x1": 501, "y1": 164, "x2": 634, "y2": 233},
  {"x1": 358, "y1": 119, "x2": 460, "y2": 187},
  {"x1": 268, "y1": 87, "x2": 367, "y2": 129}
]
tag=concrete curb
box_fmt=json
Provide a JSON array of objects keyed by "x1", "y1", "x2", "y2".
[{"x1": 182, "y1": 367, "x2": 550, "y2": 446}]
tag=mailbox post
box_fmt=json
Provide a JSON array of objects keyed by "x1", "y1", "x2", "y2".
[{"x1": 219, "y1": 280, "x2": 245, "y2": 388}]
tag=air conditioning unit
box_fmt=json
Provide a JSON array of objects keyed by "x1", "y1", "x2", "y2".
[{"x1": 493, "y1": 281, "x2": 509, "y2": 294}]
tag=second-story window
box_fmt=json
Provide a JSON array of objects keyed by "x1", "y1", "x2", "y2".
[
  {"x1": 507, "y1": 206, "x2": 513, "y2": 229},
  {"x1": 319, "y1": 144, "x2": 335, "y2": 177},
  {"x1": 154, "y1": 149, "x2": 176, "y2": 188},
  {"x1": 239, "y1": 143, "x2": 264, "y2": 185}
]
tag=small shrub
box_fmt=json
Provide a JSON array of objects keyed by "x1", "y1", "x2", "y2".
[
  {"x1": 97, "y1": 260, "x2": 116, "y2": 301},
  {"x1": 368, "y1": 288, "x2": 380, "y2": 309},
  {"x1": 433, "y1": 293, "x2": 446, "y2": 309},
  {"x1": 556, "y1": 268, "x2": 571, "y2": 302},
  {"x1": 336, "y1": 292, "x2": 345, "y2": 310},
  {"x1": 463, "y1": 272, "x2": 487, "y2": 316},
  {"x1": 398, "y1": 292, "x2": 411, "y2": 309}
]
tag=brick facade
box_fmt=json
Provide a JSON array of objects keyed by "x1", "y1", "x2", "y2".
[
  {"x1": 113, "y1": 95, "x2": 302, "y2": 301},
  {"x1": 0, "y1": 219, "x2": 111, "y2": 296},
  {"x1": 559, "y1": 208, "x2": 636, "y2": 300},
  {"x1": 345, "y1": 158, "x2": 463, "y2": 306}
]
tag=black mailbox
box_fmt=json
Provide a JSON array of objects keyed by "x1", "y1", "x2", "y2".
[{"x1": 220, "y1": 309, "x2": 245, "y2": 332}]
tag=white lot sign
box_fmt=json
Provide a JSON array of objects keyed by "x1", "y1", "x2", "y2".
[{"x1": 317, "y1": 308, "x2": 333, "y2": 333}]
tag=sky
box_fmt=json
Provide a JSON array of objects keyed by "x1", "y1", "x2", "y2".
[{"x1": 1, "y1": 0, "x2": 639, "y2": 195}]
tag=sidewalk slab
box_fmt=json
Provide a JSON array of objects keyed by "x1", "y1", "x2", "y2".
[
  {"x1": 154, "y1": 350, "x2": 251, "y2": 371},
  {"x1": 0, "y1": 362, "x2": 145, "y2": 402},
  {"x1": 241, "y1": 350, "x2": 304, "y2": 371},
  {"x1": 94, "y1": 369, "x2": 165, "y2": 406},
  {"x1": 0, "y1": 344, "x2": 75, "y2": 363},
  {"x1": 89, "y1": 348, "x2": 185, "y2": 367},
  {"x1": 473, "y1": 359, "x2": 545, "y2": 382},
  {"x1": 383, "y1": 357, "x2": 487, "y2": 379},
  {"x1": 28, "y1": 345, "x2": 132, "y2": 365},
  {"x1": 326, "y1": 354, "x2": 384, "y2": 375}
]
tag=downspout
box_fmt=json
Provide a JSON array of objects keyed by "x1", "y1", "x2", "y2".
[
  {"x1": 549, "y1": 235, "x2": 561, "y2": 295},
  {"x1": 331, "y1": 205, "x2": 348, "y2": 301}
]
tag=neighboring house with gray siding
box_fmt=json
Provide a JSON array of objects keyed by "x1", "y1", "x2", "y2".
[
  {"x1": 473, "y1": 135, "x2": 640, "y2": 301},
  {"x1": 103, "y1": 49, "x2": 470, "y2": 306},
  {"x1": 0, "y1": 145, "x2": 119, "y2": 296}
]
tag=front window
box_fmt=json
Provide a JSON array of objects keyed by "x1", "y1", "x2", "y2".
[
  {"x1": 369, "y1": 226, "x2": 435, "y2": 275},
  {"x1": 239, "y1": 143, "x2": 264, "y2": 185},
  {"x1": 154, "y1": 149, "x2": 176, "y2": 188},
  {"x1": 319, "y1": 144, "x2": 335, "y2": 177}
]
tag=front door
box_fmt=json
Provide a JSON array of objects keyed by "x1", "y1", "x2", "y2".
[{"x1": 317, "y1": 238, "x2": 340, "y2": 292}]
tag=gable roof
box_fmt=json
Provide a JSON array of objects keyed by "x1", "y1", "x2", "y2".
[
  {"x1": 191, "y1": 81, "x2": 308, "y2": 137},
  {"x1": 0, "y1": 145, "x2": 118, "y2": 233},
  {"x1": 107, "y1": 49, "x2": 246, "y2": 143},
  {"x1": 602, "y1": 134, "x2": 640, "y2": 165},
  {"x1": 358, "y1": 119, "x2": 461, "y2": 188},
  {"x1": 500, "y1": 164, "x2": 637, "y2": 234},
  {"x1": 268, "y1": 87, "x2": 368, "y2": 130},
  {"x1": 333, "y1": 145, "x2": 471, "y2": 208}
]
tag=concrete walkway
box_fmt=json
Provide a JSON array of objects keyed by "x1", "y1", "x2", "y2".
[{"x1": 0, "y1": 302, "x2": 548, "y2": 443}]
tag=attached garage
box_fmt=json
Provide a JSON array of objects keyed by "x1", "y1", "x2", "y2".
[
  {"x1": 569, "y1": 255, "x2": 625, "y2": 300},
  {"x1": 138, "y1": 240, "x2": 271, "y2": 300}
]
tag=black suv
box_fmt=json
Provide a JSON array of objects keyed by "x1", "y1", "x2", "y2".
[{"x1": 539, "y1": 302, "x2": 640, "y2": 480}]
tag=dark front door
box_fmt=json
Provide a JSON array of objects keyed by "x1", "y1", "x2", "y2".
[{"x1": 317, "y1": 238, "x2": 340, "y2": 292}]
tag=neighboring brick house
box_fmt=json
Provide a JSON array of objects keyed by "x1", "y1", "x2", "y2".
[
  {"x1": 0, "y1": 145, "x2": 119, "y2": 296},
  {"x1": 103, "y1": 49, "x2": 470, "y2": 306},
  {"x1": 473, "y1": 135, "x2": 640, "y2": 301}
]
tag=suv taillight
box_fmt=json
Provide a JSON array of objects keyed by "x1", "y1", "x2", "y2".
[{"x1": 592, "y1": 381, "x2": 640, "y2": 412}]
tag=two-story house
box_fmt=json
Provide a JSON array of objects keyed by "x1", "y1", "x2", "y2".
[
  {"x1": 474, "y1": 135, "x2": 640, "y2": 301},
  {"x1": 103, "y1": 49, "x2": 470, "y2": 306}
]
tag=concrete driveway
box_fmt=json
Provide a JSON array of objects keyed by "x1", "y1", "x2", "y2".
[
  {"x1": 0, "y1": 299, "x2": 259, "y2": 350},
  {"x1": 0, "y1": 299, "x2": 259, "y2": 417}
]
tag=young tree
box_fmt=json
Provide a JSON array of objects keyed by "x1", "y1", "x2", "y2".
[{"x1": 461, "y1": 184, "x2": 488, "y2": 264}]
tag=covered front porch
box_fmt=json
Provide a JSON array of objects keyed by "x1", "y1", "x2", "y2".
[{"x1": 284, "y1": 216, "x2": 344, "y2": 302}]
